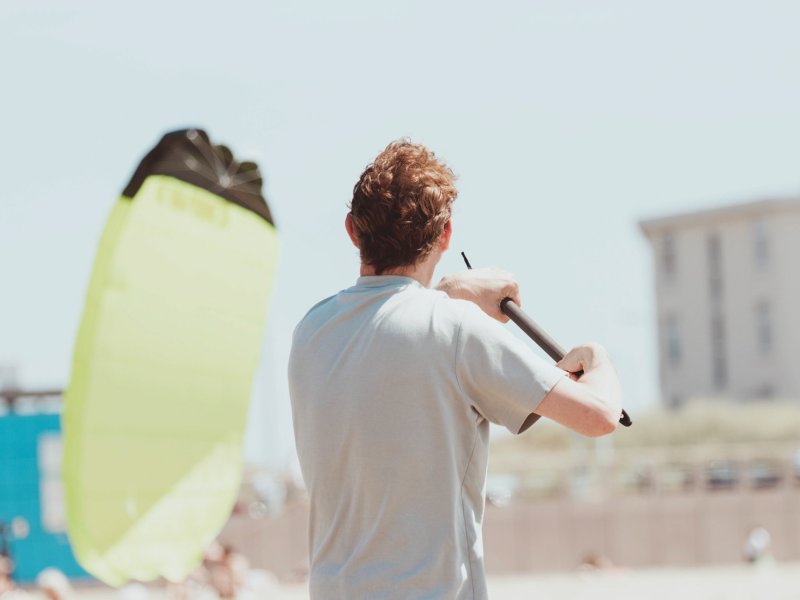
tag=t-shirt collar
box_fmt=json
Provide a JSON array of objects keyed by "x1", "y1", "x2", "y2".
[{"x1": 355, "y1": 275, "x2": 424, "y2": 289}]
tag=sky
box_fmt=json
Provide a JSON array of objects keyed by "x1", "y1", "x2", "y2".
[{"x1": 1, "y1": 1, "x2": 799, "y2": 467}]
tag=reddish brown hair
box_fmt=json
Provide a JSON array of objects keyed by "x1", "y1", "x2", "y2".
[{"x1": 349, "y1": 139, "x2": 457, "y2": 274}]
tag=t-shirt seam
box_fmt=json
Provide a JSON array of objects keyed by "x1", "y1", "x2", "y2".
[
  {"x1": 452, "y1": 303, "x2": 469, "y2": 402},
  {"x1": 453, "y1": 303, "x2": 478, "y2": 599},
  {"x1": 459, "y1": 427, "x2": 479, "y2": 600}
]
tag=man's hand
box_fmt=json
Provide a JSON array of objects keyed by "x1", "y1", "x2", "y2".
[
  {"x1": 435, "y1": 268, "x2": 521, "y2": 323},
  {"x1": 556, "y1": 343, "x2": 608, "y2": 379},
  {"x1": 537, "y1": 342, "x2": 623, "y2": 437}
]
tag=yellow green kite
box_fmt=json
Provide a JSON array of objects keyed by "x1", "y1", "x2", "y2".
[{"x1": 63, "y1": 129, "x2": 278, "y2": 586}]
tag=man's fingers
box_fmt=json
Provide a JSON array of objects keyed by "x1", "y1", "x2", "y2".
[
  {"x1": 557, "y1": 349, "x2": 584, "y2": 374},
  {"x1": 436, "y1": 267, "x2": 523, "y2": 324},
  {"x1": 496, "y1": 272, "x2": 521, "y2": 313},
  {"x1": 504, "y1": 284, "x2": 521, "y2": 309}
]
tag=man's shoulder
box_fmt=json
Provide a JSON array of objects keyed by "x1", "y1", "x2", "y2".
[
  {"x1": 292, "y1": 294, "x2": 338, "y2": 340},
  {"x1": 441, "y1": 294, "x2": 501, "y2": 329},
  {"x1": 410, "y1": 287, "x2": 479, "y2": 322},
  {"x1": 303, "y1": 294, "x2": 339, "y2": 320},
  {"x1": 405, "y1": 287, "x2": 497, "y2": 332},
  {"x1": 291, "y1": 284, "x2": 490, "y2": 342}
]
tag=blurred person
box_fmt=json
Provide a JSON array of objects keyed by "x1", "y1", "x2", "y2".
[
  {"x1": 0, "y1": 556, "x2": 12, "y2": 594},
  {"x1": 237, "y1": 568, "x2": 280, "y2": 599},
  {"x1": 167, "y1": 575, "x2": 216, "y2": 600},
  {"x1": 168, "y1": 542, "x2": 221, "y2": 600},
  {"x1": 286, "y1": 557, "x2": 309, "y2": 584},
  {"x1": 115, "y1": 583, "x2": 150, "y2": 600},
  {"x1": 35, "y1": 569, "x2": 72, "y2": 600},
  {"x1": 221, "y1": 545, "x2": 249, "y2": 598},
  {"x1": 0, "y1": 557, "x2": 24, "y2": 599},
  {"x1": 206, "y1": 544, "x2": 248, "y2": 599},
  {"x1": 578, "y1": 553, "x2": 615, "y2": 571},
  {"x1": 744, "y1": 526, "x2": 772, "y2": 564},
  {"x1": 576, "y1": 553, "x2": 628, "y2": 579},
  {"x1": 0, "y1": 556, "x2": 34, "y2": 599},
  {"x1": 0, "y1": 589, "x2": 31, "y2": 599},
  {"x1": 0, "y1": 524, "x2": 14, "y2": 597},
  {"x1": 289, "y1": 140, "x2": 623, "y2": 599}
]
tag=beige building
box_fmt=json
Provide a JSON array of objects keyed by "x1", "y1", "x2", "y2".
[{"x1": 640, "y1": 198, "x2": 800, "y2": 408}]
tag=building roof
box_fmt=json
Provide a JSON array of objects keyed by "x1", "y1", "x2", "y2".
[{"x1": 639, "y1": 197, "x2": 800, "y2": 237}]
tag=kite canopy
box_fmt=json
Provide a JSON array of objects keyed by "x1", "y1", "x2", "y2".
[
  {"x1": 63, "y1": 129, "x2": 278, "y2": 586},
  {"x1": 123, "y1": 128, "x2": 274, "y2": 225}
]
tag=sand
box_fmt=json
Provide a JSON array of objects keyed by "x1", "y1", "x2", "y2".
[{"x1": 56, "y1": 562, "x2": 800, "y2": 599}]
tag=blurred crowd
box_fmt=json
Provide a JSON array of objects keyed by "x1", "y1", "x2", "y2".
[
  {"x1": 0, "y1": 541, "x2": 283, "y2": 600},
  {"x1": 1, "y1": 560, "x2": 77, "y2": 600},
  {"x1": 167, "y1": 541, "x2": 280, "y2": 599},
  {"x1": 0, "y1": 527, "x2": 773, "y2": 598}
]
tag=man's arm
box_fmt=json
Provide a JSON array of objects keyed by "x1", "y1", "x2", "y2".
[
  {"x1": 437, "y1": 269, "x2": 622, "y2": 438},
  {"x1": 535, "y1": 343, "x2": 622, "y2": 437}
]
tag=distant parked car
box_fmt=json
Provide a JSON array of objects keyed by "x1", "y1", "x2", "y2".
[
  {"x1": 706, "y1": 460, "x2": 738, "y2": 490},
  {"x1": 748, "y1": 459, "x2": 782, "y2": 489}
]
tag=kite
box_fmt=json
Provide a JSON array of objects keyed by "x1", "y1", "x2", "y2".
[{"x1": 62, "y1": 129, "x2": 278, "y2": 586}]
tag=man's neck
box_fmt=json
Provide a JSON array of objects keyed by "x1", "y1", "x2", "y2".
[{"x1": 360, "y1": 254, "x2": 439, "y2": 288}]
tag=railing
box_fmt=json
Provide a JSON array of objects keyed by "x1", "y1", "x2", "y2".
[{"x1": 488, "y1": 442, "x2": 800, "y2": 503}]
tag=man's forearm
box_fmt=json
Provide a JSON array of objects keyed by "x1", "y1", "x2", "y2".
[
  {"x1": 575, "y1": 351, "x2": 623, "y2": 426},
  {"x1": 549, "y1": 343, "x2": 624, "y2": 434}
]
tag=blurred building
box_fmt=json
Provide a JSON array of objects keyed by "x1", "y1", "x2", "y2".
[
  {"x1": 0, "y1": 387, "x2": 87, "y2": 583},
  {"x1": 640, "y1": 197, "x2": 800, "y2": 408}
]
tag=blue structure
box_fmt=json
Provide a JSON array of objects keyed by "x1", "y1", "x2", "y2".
[{"x1": 0, "y1": 413, "x2": 87, "y2": 583}]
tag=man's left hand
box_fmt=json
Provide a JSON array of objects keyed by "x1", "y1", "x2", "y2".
[{"x1": 435, "y1": 268, "x2": 521, "y2": 323}]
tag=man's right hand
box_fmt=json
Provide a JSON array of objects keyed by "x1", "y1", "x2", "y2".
[
  {"x1": 556, "y1": 343, "x2": 608, "y2": 378},
  {"x1": 435, "y1": 268, "x2": 521, "y2": 323},
  {"x1": 537, "y1": 343, "x2": 623, "y2": 437}
]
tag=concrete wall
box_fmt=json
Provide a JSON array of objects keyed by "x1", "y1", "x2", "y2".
[
  {"x1": 223, "y1": 476, "x2": 800, "y2": 578},
  {"x1": 483, "y1": 483, "x2": 800, "y2": 573},
  {"x1": 774, "y1": 210, "x2": 800, "y2": 397}
]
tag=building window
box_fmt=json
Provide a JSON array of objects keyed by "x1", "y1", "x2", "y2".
[
  {"x1": 753, "y1": 219, "x2": 769, "y2": 269},
  {"x1": 665, "y1": 315, "x2": 681, "y2": 367},
  {"x1": 707, "y1": 233, "x2": 723, "y2": 300},
  {"x1": 755, "y1": 301, "x2": 773, "y2": 355},
  {"x1": 38, "y1": 433, "x2": 66, "y2": 533},
  {"x1": 662, "y1": 234, "x2": 676, "y2": 280},
  {"x1": 710, "y1": 313, "x2": 727, "y2": 389}
]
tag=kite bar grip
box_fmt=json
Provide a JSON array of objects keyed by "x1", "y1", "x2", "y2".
[
  {"x1": 500, "y1": 298, "x2": 566, "y2": 364},
  {"x1": 499, "y1": 298, "x2": 632, "y2": 428}
]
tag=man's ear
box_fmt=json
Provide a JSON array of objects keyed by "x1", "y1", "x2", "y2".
[
  {"x1": 345, "y1": 213, "x2": 360, "y2": 249},
  {"x1": 440, "y1": 219, "x2": 452, "y2": 251}
]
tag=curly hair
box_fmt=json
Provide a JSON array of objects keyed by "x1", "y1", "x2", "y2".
[{"x1": 348, "y1": 139, "x2": 457, "y2": 274}]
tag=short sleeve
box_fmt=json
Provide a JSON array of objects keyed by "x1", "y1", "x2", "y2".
[{"x1": 454, "y1": 302, "x2": 567, "y2": 434}]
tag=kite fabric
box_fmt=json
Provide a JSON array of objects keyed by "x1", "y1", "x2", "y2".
[{"x1": 63, "y1": 129, "x2": 278, "y2": 586}]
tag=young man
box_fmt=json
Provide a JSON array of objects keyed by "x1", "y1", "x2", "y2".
[{"x1": 289, "y1": 140, "x2": 622, "y2": 599}]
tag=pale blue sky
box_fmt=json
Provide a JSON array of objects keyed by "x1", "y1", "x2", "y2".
[{"x1": 2, "y1": 1, "x2": 799, "y2": 466}]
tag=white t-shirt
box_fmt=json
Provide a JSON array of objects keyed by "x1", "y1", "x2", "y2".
[{"x1": 289, "y1": 276, "x2": 566, "y2": 599}]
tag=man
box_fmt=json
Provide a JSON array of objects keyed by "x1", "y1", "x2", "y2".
[{"x1": 289, "y1": 140, "x2": 622, "y2": 599}]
